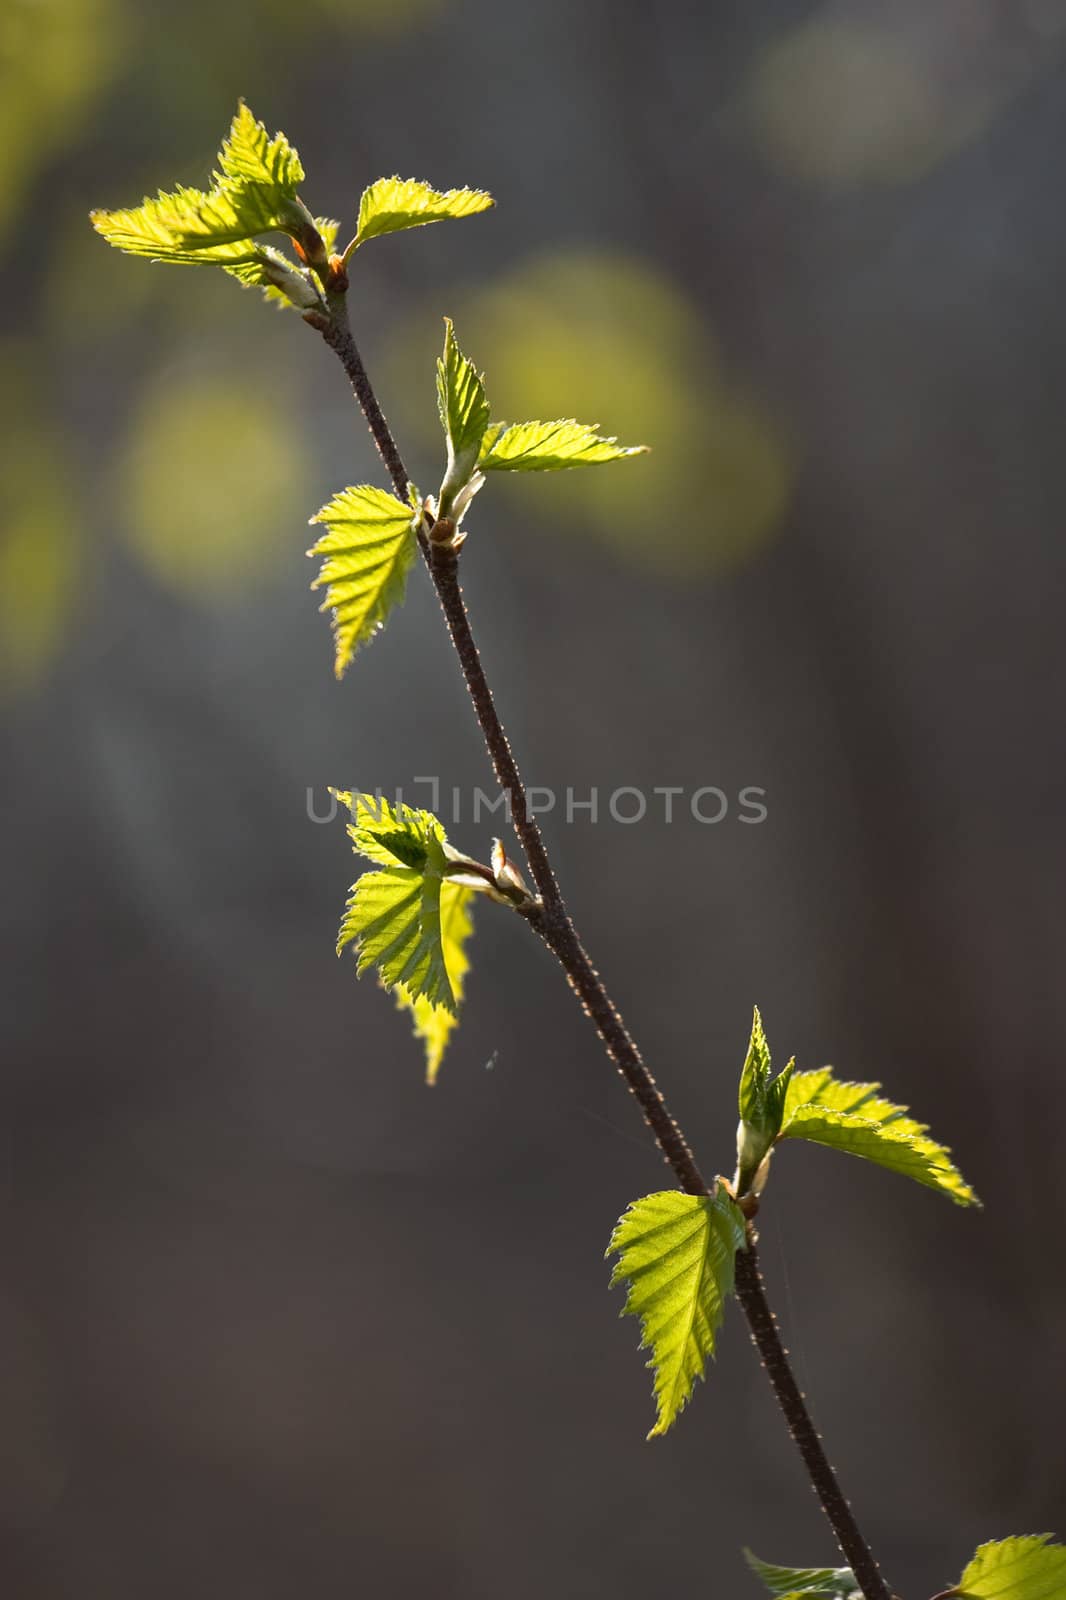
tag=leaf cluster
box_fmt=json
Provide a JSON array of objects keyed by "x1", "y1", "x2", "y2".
[
  {"x1": 609, "y1": 1008, "x2": 979, "y2": 1437},
  {"x1": 731, "y1": 1008, "x2": 978, "y2": 1207},
  {"x1": 91, "y1": 105, "x2": 495, "y2": 313},
  {"x1": 333, "y1": 791, "x2": 478, "y2": 1081},
  {"x1": 747, "y1": 1536, "x2": 1066, "y2": 1600}
]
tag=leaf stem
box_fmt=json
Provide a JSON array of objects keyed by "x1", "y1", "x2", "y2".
[{"x1": 313, "y1": 294, "x2": 891, "y2": 1600}]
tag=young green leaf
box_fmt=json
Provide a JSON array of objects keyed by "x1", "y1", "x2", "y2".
[
  {"x1": 735, "y1": 1005, "x2": 794, "y2": 1197},
  {"x1": 436, "y1": 320, "x2": 490, "y2": 519},
  {"x1": 90, "y1": 188, "x2": 272, "y2": 264},
  {"x1": 338, "y1": 789, "x2": 438, "y2": 870},
  {"x1": 745, "y1": 1550, "x2": 859, "y2": 1599},
  {"x1": 779, "y1": 1068, "x2": 979, "y2": 1207},
  {"x1": 395, "y1": 880, "x2": 475, "y2": 1084},
  {"x1": 353, "y1": 177, "x2": 494, "y2": 249},
  {"x1": 954, "y1": 1535, "x2": 1066, "y2": 1599},
  {"x1": 339, "y1": 867, "x2": 451, "y2": 1010},
  {"x1": 91, "y1": 103, "x2": 311, "y2": 274},
  {"x1": 608, "y1": 1185, "x2": 746, "y2": 1437},
  {"x1": 216, "y1": 100, "x2": 304, "y2": 194},
  {"x1": 738, "y1": 1004, "x2": 773, "y2": 1122},
  {"x1": 334, "y1": 791, "x2": 458, "y2": 1012},
  {"x1": 478, "y1": 418, "x2": 648, "y2": 472},
  {"x1": 308, "y1": 485, "x2": 419, "y2": 678}
]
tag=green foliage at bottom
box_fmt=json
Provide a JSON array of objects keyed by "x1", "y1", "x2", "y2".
[
  {"x1": 745, "y1": 1551, "x2": 859, "y2": 1600},
  {"x1": 746, "y1": 1535, "x2": 1066, "y2": 1600},
  {"x1": 956, "y1": 1536, "x2": 1066, "y2": 1599}
]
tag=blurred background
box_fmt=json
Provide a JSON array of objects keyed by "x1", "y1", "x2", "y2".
[{"x1": 2, "y1": 0, "x2": 1065, "y2": 1594}]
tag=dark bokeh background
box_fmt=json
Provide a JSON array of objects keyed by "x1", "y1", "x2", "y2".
[{"x1": 2, "y1": 1, "x2": 1064, "y2": 1595}]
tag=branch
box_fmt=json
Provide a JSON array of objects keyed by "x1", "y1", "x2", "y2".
[
  {"x1": 733, "y1": 1245, "x2": 892, "y2": 1600},
  {"x1": 311, "y1": 293, "x2": 891, "y2": 1600}
]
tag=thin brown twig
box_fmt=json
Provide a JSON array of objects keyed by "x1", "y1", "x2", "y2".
[
  {"x1": 733, "y1": 1246, "x2": 892, "y2": 1600},
  {"x1": 311, "y1": 292, "x2": 892, "y2": 1600}
]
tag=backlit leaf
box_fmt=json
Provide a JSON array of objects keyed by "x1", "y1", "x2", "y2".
[
  {"x1": 334, "y1": 792, "x2": 456, "y2": 1012},
  {"x1": 354, "y1": 177, "x2": 494, "y2": 248},
  {"x1": 436, "y1": 319, "x2": 490, "y2": 515},
  {"x1": 216, "y1": 100, "x2": 304, "y2": 193},
  {"x1": 608, "y1": 1185, "x2": 745, "y2": 1437},
  {"x1": 746, "y1": 1550, "x2": 860, "y2": 1600},
  {"x1": 478, "y1": 417, "x2": 647, "y2": 472},
  {"x1": 395, "y1": 881, "x2": 475, "y2": 1083},
  {"x1": 736, "y1": 1005, "x2": 793, "y2": 1196},
  {"x1": 308, "y1": 485, "x2": 418, "y2": 677},
  {"x1": 91, "y1": 103, "x2": 309, "y2": 271},
  {"x1": 955, "y1": 1535, "x2": 1066, "y2": 1599},
  {"x1": 780, "y1": 1068, "x2": 979, "y2": 1207}
]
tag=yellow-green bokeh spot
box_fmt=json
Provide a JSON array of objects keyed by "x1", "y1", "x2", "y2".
[
  {"x1": 738, "y1": 14, "x2": 1066, "y2": 190},
  {"x1": 118, "y1": 371, "x2": 309, "y2": 597},
  {"x1": 0, "y1": 0, "x2": 126, "y2": 241}
]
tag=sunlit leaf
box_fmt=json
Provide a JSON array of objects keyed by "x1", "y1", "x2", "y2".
[
  {"x1": 339, "y1": 867, "x2": 450, "y2": 1009},
  {"x1": 746, "y1": 1550, "x2": 860, "y2": 1600},
  {"x1": 780, "y1": 1068, "x2": 979, "y2": 1207},
  {"x1": 354, "y1": 177, "x2": 494, "y2": 248},
  {"x1": 608, "y1": 1185, "x2": 745, "y2": 1437},
  {"x1": 380, "y1": 251, "x2": 790, "y2": 573},
  {"x1": 334, "y1": 789, "x2": 431, "y2": 869},
  {"x1": 90, "y1": 102, "x2": 308, "y2": 267},
  {"x1": 308, "y1": 484, "x2": 418, "y2": 677},
  {"x1": 435, "y1": 319, "x2": 490, "y2": 515},
  {"x1": 478, "y1": 417, "x2": 647, "y2": 472},
  {"x1": 735, "y1": 1005, "x2": 793, "y2": 1197},
  {"x1": 955, "y1": 1535, "x2": 1066, "y2": 1599},
  {"x1": 335, "y1": 791, "x2": 455, "y2": 1011},
  {"x1": 90, "y1": 188, "x2": 270, "y2": 264},
  {"x1": 396, "y1": 881, "x2": 475, "y2": 1083},
  {"x1": 216, "y1": 99, "x2": 304, "y2": 193}
]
